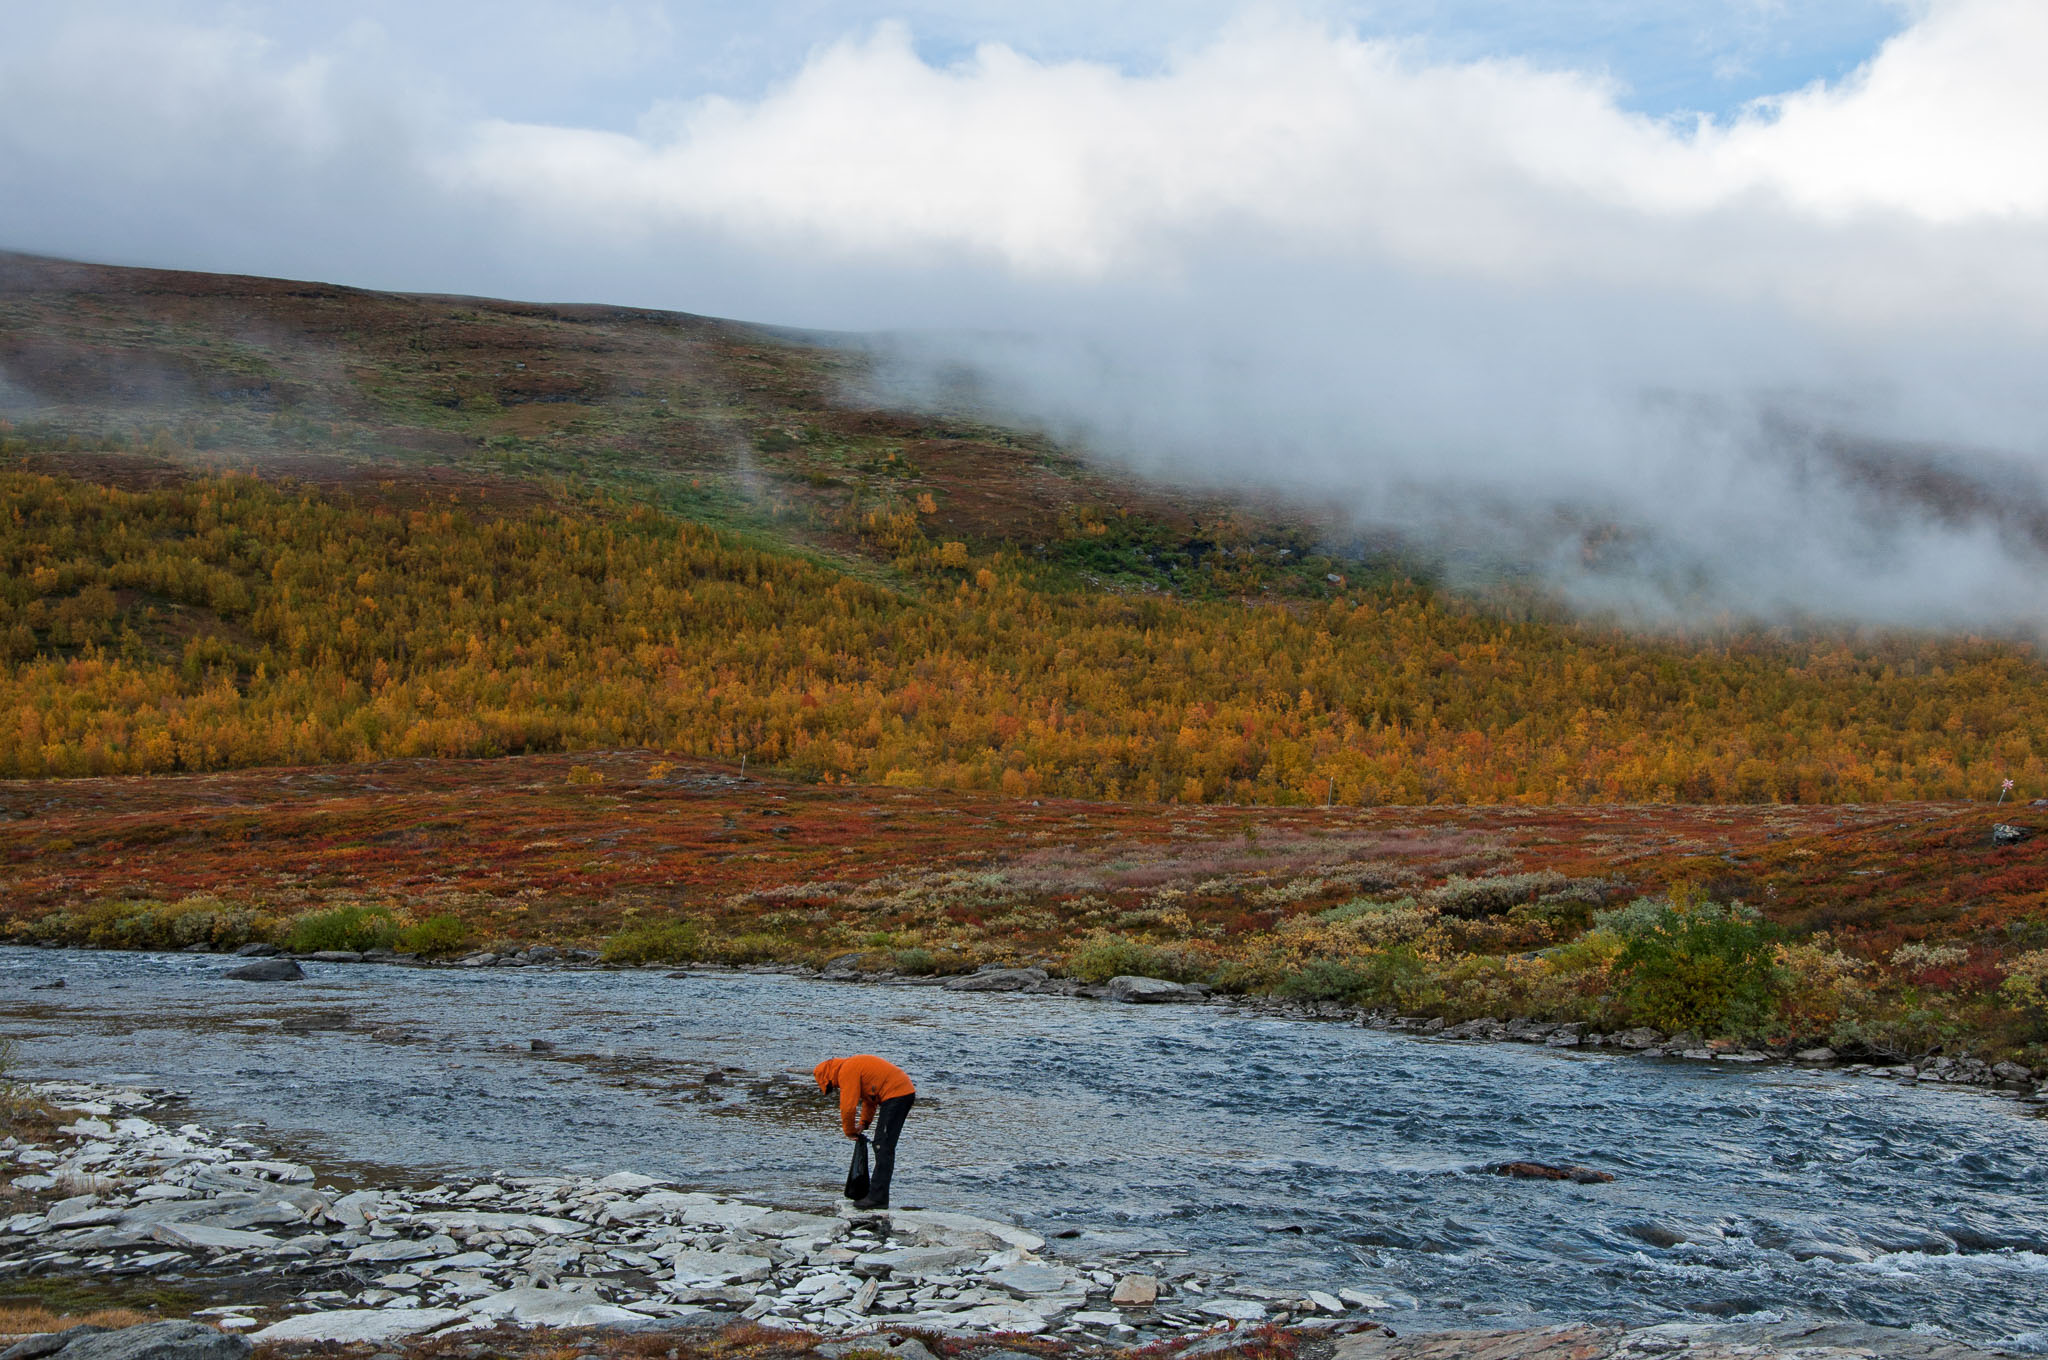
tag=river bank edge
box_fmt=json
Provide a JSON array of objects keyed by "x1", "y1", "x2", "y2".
[{"x1": 11, "y1": 943, "x2": 2048, "y2": 1113}]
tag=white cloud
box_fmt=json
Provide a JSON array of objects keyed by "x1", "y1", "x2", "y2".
[{"x1": 3, "y1": 0, "x2": 2047, "y2": 625}]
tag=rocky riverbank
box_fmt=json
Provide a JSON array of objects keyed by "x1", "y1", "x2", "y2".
[{"x1": 0, "y1": 1081, "x2": 1393, "y2": 1347}]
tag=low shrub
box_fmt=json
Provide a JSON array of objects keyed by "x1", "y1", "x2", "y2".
[
  {"x1": 394, "y1": 913, "x2": 472, "y2": 958},
  {"x1": 600, "y1": 920, "x2": 702, "y2": 964},
  {"x1": 1066, "y1": 932, "x2": 1212, "y2": 984},
  {"x1": 16, "y1": 896, "x2": 273, "y2": 951},
  {"x1": 1426, "y1": 872, "x2": 1569, "y2": 920},
  {"x1": 711, "y1": 932, "x2": 795, "y2": 965},
  {"x1": 284, "y1": 905, "x2": 398, "y2": 954}
]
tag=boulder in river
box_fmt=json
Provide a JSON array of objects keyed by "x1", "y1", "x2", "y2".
[
  {"x1": 1105, "y1": 975, "x2": 1204, "y2": 1003},
  {"x1": 232, "y1": 943, "x2": 278, "y2": 958},
  {"x1": 222, "y1": 958, "x2": 302, "y2": 982}
]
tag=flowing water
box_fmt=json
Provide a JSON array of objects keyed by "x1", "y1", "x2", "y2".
[{"x1": 6, "y1": 947, "x2": 2047, "y2": 1348}]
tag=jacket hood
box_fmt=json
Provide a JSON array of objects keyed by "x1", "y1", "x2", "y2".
[{"x1": 813, "y1": 1057, "x2": 844, "y2": 1093}]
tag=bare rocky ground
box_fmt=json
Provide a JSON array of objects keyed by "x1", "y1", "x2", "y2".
[{"x1": 0, "y1": 1084, "x2": 2025, "y2": 1360}]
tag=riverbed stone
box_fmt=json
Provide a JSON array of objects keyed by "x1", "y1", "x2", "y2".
[
  {"x1": 1112, "y1": 1273, "x2": 1159, "y2": 1305},
  {"x1": 1794, "y1": 1048, "x2": 1837, "y2": 1064},
  {"x1": 221, "y1": 959, "x2": 302, "y2": 982}
]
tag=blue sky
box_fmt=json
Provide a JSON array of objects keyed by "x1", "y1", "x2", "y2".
[{"x1": 139, "y1": 1, "x2": 1909, "y2": 128}]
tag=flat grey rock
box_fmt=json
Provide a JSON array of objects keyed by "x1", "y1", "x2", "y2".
[
  {"x1": 942, "y1": 968, "x2": 1048, "y2": 992},
  {"x1": 347, "y1": 1233, "x2": 458, "y2": 1263},
  {"x1": 31, "y1": 1322, "x2": 249, "y2": 1360},
  {"x1": 149, "y1": 1223, "x2": 282, "y2": 1251},
  {"x1": 468, "y1": 1287, "x2": 651, "y2": 1327},
  {"x1": 252, "y1": 1310, "x2": 466, "y2": 1344},
  {"x1": 668, "y1": 1248, "x2": 772, "y2": 1283},
  {"x1": 987, "y1": 1261, "x2": 1082, "y2": 1296}
]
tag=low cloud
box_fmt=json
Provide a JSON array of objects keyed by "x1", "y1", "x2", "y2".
[{"x1": 5, "y1": 1, "x2": 2048, "y2": 625}]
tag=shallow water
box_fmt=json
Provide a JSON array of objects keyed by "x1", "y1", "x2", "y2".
[{"x1": 6, "y1": 946, "x2": 2047, "y2": 1348}]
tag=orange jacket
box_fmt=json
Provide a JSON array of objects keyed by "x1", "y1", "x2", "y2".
[{"x1": 813, "y1": 1055, "x2": 915, "y2": 1138}]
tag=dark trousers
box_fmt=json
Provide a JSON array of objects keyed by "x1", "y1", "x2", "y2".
[{"x1": 866, "y1": 1093, "x2": 915, "y2": 1203}]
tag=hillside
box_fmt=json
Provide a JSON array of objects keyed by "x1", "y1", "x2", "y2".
[
  {"x1": 3, "y1": 252, "x2": 2047, "y2": 1057},
  {"x1": 4, "y1": 251, "x2": 2046, "y2": 803}
]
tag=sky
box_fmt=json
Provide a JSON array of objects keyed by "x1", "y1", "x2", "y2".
[{"x1": 4, "y1": 1, "x2": 2048, "y2": 627}]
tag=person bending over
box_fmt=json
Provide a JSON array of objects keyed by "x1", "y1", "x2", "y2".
[{"x1": 813, "y1": 1054, "x2": 916, "y2": 1209}]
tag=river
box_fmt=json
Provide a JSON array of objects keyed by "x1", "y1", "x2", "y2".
[{"x1": 4, "y1": 947, "x2": 2045, "y2": 1349}]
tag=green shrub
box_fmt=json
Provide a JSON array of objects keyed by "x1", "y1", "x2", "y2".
[
  {"x1": 891, "y1": 947, "x2": 939, "y2": 975},
  {"x1": 1066, "y1": 933, "x2": 1211, "y2": 984},
  {"x1": 284, "y1": 905, "x2": 398, "y2": 953},
  {"x1": 600, "y1": 920, "x2": 702, "y2": 965},
  {"x1": 1278, "y1": 947, "x2": 1431, "y2": 1007},
  {"x1": 1604, "y1": 897, "x2": 1782, "y2": 1037},
  {"x1": 394, "y1": 914, "x2": 472, "y2": 958}
]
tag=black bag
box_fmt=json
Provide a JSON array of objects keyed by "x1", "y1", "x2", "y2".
[{"x1": 844, "y1": 1134, "x2": 871, "y2": 1200}]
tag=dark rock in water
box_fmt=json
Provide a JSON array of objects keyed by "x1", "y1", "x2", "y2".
[
  {"x1": 10, "y1": 1322, "x2": 249, "y2": 1360},
  {"x1": 1991, "y1": 823, "x2": 2030, "y2": 846},
  {"x1": 306, "y1": 950, "x2": 363, "y2": 963},
  {"x1": 529, "y1": 1038, "x2": 555, "y2": 1052},
  {"x1": 944, "y1": 966, "x2": 1048, "y2": 992},
  {"x1": 181, "y1": 943, "x2": 212, "y2": 953},
  {"x1": 31, "y1": 978, "x2": 64, "y2": 990},
  {"x1": 280, "y1": 1011, "x2": 351, "y2": 1032},
  {"x1": 233, "y1": 943, "x2": 279, "y2": 957},
  {"x1": 1489, "y1": 1161, "x2": 1615, "y2": 1184},
  {"x1": 1619, "y1": 1220, "x2": 1689, "y2": 1248},
  {"x1": 223, "y1": 958, "x2": 303, "y2": 982}
]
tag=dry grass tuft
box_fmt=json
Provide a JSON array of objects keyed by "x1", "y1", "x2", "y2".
[{"x1": 0, "y1": 1306, "x2": 155, "y2": 1336}]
